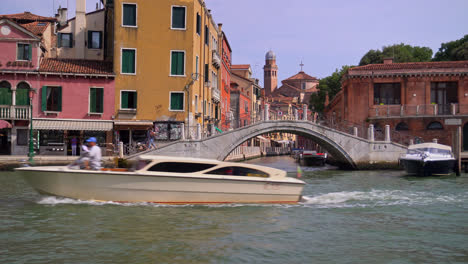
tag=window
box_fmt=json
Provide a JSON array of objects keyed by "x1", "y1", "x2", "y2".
[
  {"x1": 121, "y1": 48, "x2": 136, "y2": 74},
  {"x1": 0, "y1": 81, "x2": 12, "y2": 105},
  {"x1": 88, "y1": 31, "x2": 102, "y2": 49},
  {"x1": 170, "y1": 92, "x2": 184, "y2": 111},
  {"x1": 302, "y1": 83, "x2": 306, "y2": 90},
  {"x1": 170, "y1": 51, "x2": 185, "y2": 76},
  {"x1": 17, "y1": 43, "x2": 32, "y2": 61},
  {"x1": 204, "y1": 64, "x2": 209, "y2": 82},
  {"x1": 208, "y1": 102, "x2": 211, "y2": 116},
  {"x1": 89, "y1": 87, "x2": 104, "y2": 113},
  {"x1": 205, "y1": 25, "x2": 209, "y2": 45},
  {"x1": 148, "y1": 162, "x2": 215, "y2": 173},
  {"x1": 195, "y1": 95, "x2": 198, "y2": 113},
  {"x1": 171, "y1": 6, "x2": 186, "y2": 29},
  {"x1": 196, "y1": 13, "x2": 201, "y2": 35},
  {"x1": 122, "y1": 3, "x2": 137, "y2": 27},
  {"x1": 195, "y1": 56, "x2": 199, "y2": 77},
  {"x1": 395, "y1": 122, "x2": 409, "y2": 131},
  {"x1": 244, "y1": 101, "x2": 248, "y2": 112},
  {"x1": 121, "y1": 90, "x2": 137, "y2": 109},
  {"x1": 154, "y1": 122, "x2": 183, "y2": 140},
  {"x1": 57, "y1": 33, "x2": 73, "y2": 48},
  {"x1": 205, "y1": 166, "x2": 269, "y2": 177},
  {"x1": 41, "y1": 86, "x2": 62, "y2": 112},
  {"x1": 16, "y1": 129, "x2": 28, "y2": 146},
  {"x1": 427, "y1": 121, "x2": 443, "y2": 130},
  {"x1": 374, "y1": 83, "x2": 401, "y2": 105},
  {"x1": 431, "y1": 82, "x2": 458, "y2": 114},
  {"x1": 16, "y1": 82, "x2": 30, "y2": 106},
  {"x1": 211, "y1": 71, "x2": 218, "y2": 89}
]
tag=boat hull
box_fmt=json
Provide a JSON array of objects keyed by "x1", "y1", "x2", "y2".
[
  {"x1": 400, "y1": 159, "x2": 455, "y2": 176},
  {"x1": 17, "y1": 168, "x2": 305, "y2": 204},
  {"x1": 301, "y1": 157, "x2": 326, "y2": 166}
]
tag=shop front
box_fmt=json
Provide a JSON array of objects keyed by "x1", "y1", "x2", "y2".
[
  {"x1": 31, "y1": 118, "x2": 114, "y2": 156},
  {"x1": 113, "y1": 120, "x2": 154, "y2": 155}
]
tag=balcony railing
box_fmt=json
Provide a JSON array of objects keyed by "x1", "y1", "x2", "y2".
[
  {"x1": 369, "y1": 104, "x2": 462, "y2": 118},
  {"x1": 0, "y1": 105, "x2": 31, "y2": 120},
  {"x1": 212, "y1": 50, "x2": 221, "y2": 68},
  {"x1": 211, "y1": 88, "x2": 220, "y2": 103}
]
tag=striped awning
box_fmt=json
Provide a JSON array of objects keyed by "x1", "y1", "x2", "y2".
[{"x1": 32, "y1": 119, "x2": 113, "y2": 131}]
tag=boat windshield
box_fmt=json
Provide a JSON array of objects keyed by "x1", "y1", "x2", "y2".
[
  {"x1": 407, "y1": 148, "x2": 452, "y2": 155},
  {"x1": 204, "y1": 166, "x2": 269, "y2": 178},
  {"x1": 147, "y1": 162, "x2": 216, "y2": 173}
]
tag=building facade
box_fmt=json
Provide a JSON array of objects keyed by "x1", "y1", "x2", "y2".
[
  {"x1": 110, "y1": 0, "x2": 222, "y2": 143},
  {"x1": 0, "y1": 10, "x2": 115, "y2": 156},
  {"x1": 219, "y1": 28, "x2": 232, "y2": 131},
  {"x1": 324, "y1": 59, "x2": 468, "y2": 148}
]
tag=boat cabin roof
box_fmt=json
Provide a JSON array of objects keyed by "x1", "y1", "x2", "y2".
[{"x1": 408, "y1": 143, "x2": 452, "y2": 151}]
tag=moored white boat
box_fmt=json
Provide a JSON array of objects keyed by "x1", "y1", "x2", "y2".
[
  {"x1": 300, "y1": 150, "x2": 327, "y2": 166},
  {"x1": 15, "y1": 155, "x2": 305, "y2": 204},
  {"x1": 399, "y1": 143, "x2": 456, "y2": 176}
]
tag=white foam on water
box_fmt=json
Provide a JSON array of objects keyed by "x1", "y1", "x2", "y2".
[{"x1": 300, "y1": 190, "x2": 468, "y2": 208}]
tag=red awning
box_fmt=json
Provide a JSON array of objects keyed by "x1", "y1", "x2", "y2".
[{"x1": 0, "y1": 120, "x2": 12, "y2": 129}]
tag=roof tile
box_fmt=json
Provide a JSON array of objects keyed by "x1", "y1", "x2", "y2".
[{"x1": 39, "y1": 58, "x2": 114, "y2": 75}]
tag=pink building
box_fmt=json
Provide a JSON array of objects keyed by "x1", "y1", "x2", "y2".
[{"x1": 0, "y1": 13, "x2": 115, "y2": 156}]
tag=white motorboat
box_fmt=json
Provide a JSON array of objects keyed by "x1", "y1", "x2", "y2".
[
  {"x1": 15, "y1": 155, "x2": 306, "y2": 204},
  {"x1": 399, "y1": 143, "x2": 456, "y2": 176}
]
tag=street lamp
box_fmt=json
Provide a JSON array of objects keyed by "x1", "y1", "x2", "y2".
[{"x1": 28, "y1": 88, "x2": 36, "y2": 163}]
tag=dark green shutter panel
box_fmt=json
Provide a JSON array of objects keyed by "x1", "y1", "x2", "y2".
[
  {"x1": 41, "y1": 86, "x2": 47, "y2": 111},
  {"x1": 28, "y1": 45, "x2": 32, "y2": 61},
  {"x1": 123, "y1": 4, "x2": 136, "y2": 26},
  {"x1": 122, "y1": 51, "x2": 128, "y2": 73},
  {"x1": 99, "y1": 32, "x2": 103, "y2": 49},
  {"x1": 88, "y1": 31, "x2": 92, "y2": 48},
  {"x1": 177, "y1": 52, "x2": 184, "y2": 75},
  {"x1": 204, "y1": 64, "x2": 209, "y2": 82},
  {"x1": 133, "y1": 92, "x2": 137, "y2": 109},
  {"x1": 171, "y1": 52, "x2": 177, "y2": 75},
  {"x1": 122, "y1": 50, "x2": 135, "y2": 74},
  {"x1": 196, "y1": 14, "x2": 201, "y2": 34},
  {"x1": 129, "y1": 50, "x2": 135, "y2": 73},
  {"x1": 90, "y1": 88, "x2": 96, "y2": 112},
  {"x1": 171, "y1": 94, "x2": 177, "y2": 110},
  {"x1": 172, "y1": 7, "x2": 185, "y2": 28},
  {"x1": 0, "y1": 88, "x2": 12, "y2": 105},
  {"x1": 57, "y1": 34, "x2": 62, "y2": 48},
  {"x1": 122, "y1": 92, "x2": 128, "y2": 108},
  {"x1": 57, "y1": 87, "x2": 62, "y2": 111},
  {"x1": 97, "y1": 88, "x2": 103, "y2": 113},
  {"x1": 16, "y1": 88, "x2": 29, "y2": 106}
]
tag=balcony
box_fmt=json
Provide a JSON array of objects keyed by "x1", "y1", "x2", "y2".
[
  {"x1": 368, "y1": 104, "x2": 463, "y2": 119},
  {"x1": 212, "y1": 50, "x2": 221, "y2": 69},
  {"x1": 211, "y1": 88, "x2": 220, "y2": 103},
  {"x1": 0, "y1": 105, "x2": 31, "y2": 120}
]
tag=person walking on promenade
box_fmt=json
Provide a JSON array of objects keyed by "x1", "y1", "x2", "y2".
[
  {"x1": 147, "y1": 128, "x2": 157, "y2": 149},
  {"x1": 71, "y1": 136, "x2": 78, "y2": 156}
]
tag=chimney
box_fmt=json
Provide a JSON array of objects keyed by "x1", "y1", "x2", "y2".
[
  {"x1": 218, "y1": 23, "x2": 223, "y2": 32},
  {"x1": 56, "y1": 6, "x2": 68, "y2": 27},
  {"x1": 75, "y1": 0, "x2": 86, "y2": 59},
  {"x1": 383, "y1": 57, "x2": 394, "y2": 64}
]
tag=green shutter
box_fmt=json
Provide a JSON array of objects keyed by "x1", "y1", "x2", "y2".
[
  {"x1": 172, "y1": 7, "x2": 185, "y2": 28},
  {"x1": 0, "y1": 88, "x2": 12, "y2": 105},
  {"x1": 132, "y1": 92, "x2": 137, "y2": 109},
  {"x1": 122, "y1": 50, "x2": 135, "y2": 74},
  {"x1": 177, "y1": 52, "x2": 184, "y2": 75},
  {"x1": 123, "y1": 4, "x2": 136, "y2": 26},
  {"x1": 88, "y1": 31, "x2": 92, "y2": 48},
  {"x1": 121, "y1": 91, "x2": 128, "y2": 109},
  {"x1": 90, "y1": 88, "x2": 96, "y2": 112},
  {"x1": 57, "y1": 87, "x2": 62, "y2": 111},
  {"x1": 16, "y1": 88, "x2": 29, "y2": 106},
  {"x1": 97, "y1": 88, "x2": 104, "y2": 113},
  {"x1": 28, "y1": 44, "x2": 32, "y2": 61},
  {"x1": 57, "y1": 34, "x2": 62, "y2": 48},
  {"x1": 41, "y1": 86, "x2": 47, "y2": 111},
  {"x1": 171, "y1": 93, "x2": 183, "y2": 110},
  {"x1": 171, "y1": 52, "x2": 177, "y2": 75}
]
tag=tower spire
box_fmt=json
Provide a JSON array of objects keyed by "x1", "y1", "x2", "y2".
[{"x1": 300, "y1": 60, "x2": 304, "y2": 72}]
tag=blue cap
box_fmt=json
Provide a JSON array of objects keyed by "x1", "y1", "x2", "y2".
[{"x1": 86, "y1": 137, "x2": 97, "y2": 143}]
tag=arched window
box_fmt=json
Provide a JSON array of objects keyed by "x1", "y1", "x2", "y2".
[
  {"x1": 0, "y1": 81, "x2": 12, "y2": 105},
  {"x1": 427, "y1": 121, "x2": 443, "y2": 130},
  {"x1": 16, "y1": 82, "x2": 30, "y2": 106},
  {"x1": 395, "y1": 122, "x2": 409, "y2": 131}
]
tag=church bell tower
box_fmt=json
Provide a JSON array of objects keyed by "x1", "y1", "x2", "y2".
[{"x1": 263, "y1": 50, "x2": 278, "y2": 97}]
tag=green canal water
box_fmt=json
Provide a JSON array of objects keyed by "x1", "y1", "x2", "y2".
[{"x1": 1, "y1": 156, "x2": 468, "y2": 264}]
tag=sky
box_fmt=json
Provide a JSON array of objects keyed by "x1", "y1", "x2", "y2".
[{"x1": 1, "y1": 0, "x2": 467, "y2": 85}]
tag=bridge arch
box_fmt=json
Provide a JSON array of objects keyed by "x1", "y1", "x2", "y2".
[{"x1": 217, "y1": 123, "x2": 356, "y2": 168}]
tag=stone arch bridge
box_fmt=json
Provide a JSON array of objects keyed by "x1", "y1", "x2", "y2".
[{"x1": 131, "y1": 120, "x2": 407, "y2": 169}]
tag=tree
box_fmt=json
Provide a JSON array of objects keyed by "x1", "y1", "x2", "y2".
[
  {"x1": 310, "y1": 65, "x2": 351, "y2": 113},
  {"x1": 433, "y1": 34, "x2": 468, "y2": 61},
  {"x1": 358, "y1": 43, "x2": 433, "y2": 66}
]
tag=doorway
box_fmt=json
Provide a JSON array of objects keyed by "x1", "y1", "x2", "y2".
[
  {"x1": 463, "y1": 123, "x2": 468, "y2": 151},
  {"x1": 0, "y1": 129, "x2": 11, "y2": 155}
]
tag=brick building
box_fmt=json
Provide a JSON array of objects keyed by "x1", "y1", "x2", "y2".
[{"x1": 324, "y1": 59, "x2": 468, "y2": 148}]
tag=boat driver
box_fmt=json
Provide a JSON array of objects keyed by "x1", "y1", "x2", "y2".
[{"x1": 83, "y1": 137, "x2": 102, "y2": 170}]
